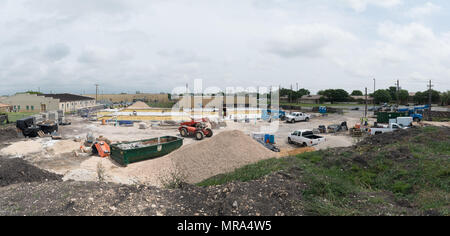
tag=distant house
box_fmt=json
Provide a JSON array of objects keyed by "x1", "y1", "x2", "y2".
[
  {"x1": 0, "y1": 103, "x2": 12, "y2": 112},
  {"x1": 3, "y1": 93, "x2": 95, "y2": 113},
  {"x1": 351, "y1": 96, "x2": 374, "y2": 104},
  {"x1": 408, "y1": 92, "x2": 416, "y2": 104},
  {"x1": 299, "y1": 95, "x2": 322, "y2": 104}
]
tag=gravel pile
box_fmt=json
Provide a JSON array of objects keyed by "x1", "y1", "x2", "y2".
[{"x1": 170, "y1": 130, "x2": 277, "y2": 184}]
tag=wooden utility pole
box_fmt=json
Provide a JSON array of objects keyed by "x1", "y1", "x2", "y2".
[
  {"x1": 428, "y1": 80, "x2": 433, "y2": 120},
  {"x1": 95, "y1": 84, "x2": 99, "y2": 102},
  {"x1": 365, "y1": 87, "x2": 368, "y2": 118},
  {"x1": 396, "y1": 80, "x2": 400, "y2": 106},
  {"x1": 373, "y1": 78, "x2": 376, "y2": 112}
]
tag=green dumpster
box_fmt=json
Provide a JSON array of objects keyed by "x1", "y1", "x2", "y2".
[
  {"x1": 110, "y1": 136, "x2": 183, "y2": 166},
  {"x1": 376, "y1": 112, "x2": 406, "y2": 124}
]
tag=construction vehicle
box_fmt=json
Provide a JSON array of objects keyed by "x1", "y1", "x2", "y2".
[
  {"x1": 178, "y1": 119, "x2": 213, "y2": 140},
  {"x1": 327, "y1": 122, "x2": 348, "y2": 133},
  {"x1": 397, "y1": 105, "x2": 429, "y2": 122}
]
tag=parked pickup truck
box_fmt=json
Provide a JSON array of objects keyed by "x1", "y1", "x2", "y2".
[
  {"x1": 288, "y1": 130, "x2": 326, "y2": 147},
  {"x1": 286, "y1": 112, "x2": 311, "y2": 123},
  {"x1": 368, "y1": 123, "x2": 408, "y2": 135}
]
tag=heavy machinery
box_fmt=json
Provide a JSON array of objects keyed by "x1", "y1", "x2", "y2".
[
  {"x1": 327, "y1": 121, "x2": 348, "y2": 133},
  {"x1": 396, "y1": 105, "x2": 429, "y2": 122},
  {"x1": 178, "y1": 119, "x2": 213, "y2": 140}
]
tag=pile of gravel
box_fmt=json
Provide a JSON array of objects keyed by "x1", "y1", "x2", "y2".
[{"x1": 170, "y1": 130, "x2": 277, "y2": 184}]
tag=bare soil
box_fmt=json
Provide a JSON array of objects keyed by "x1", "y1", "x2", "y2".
[{"x1": 0, "y1": 158, "x2": 62, "y2": 187}]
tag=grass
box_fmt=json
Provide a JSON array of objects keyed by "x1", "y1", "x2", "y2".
[
  {"x1": 147, "y1": 101, "x2": 177, "y2": 108},
  {"x1": 2, "y1": 112, "x2": 38, "y2": 124},
  {"x1": 198, "y1": 127, "x2": 450, "y2": 215}
]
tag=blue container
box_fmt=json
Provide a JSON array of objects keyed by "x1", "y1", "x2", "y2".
[
  {"x1": 119, "y1": 120, "x2": 133, "y2": 126},
  {"x1": 269, "y1": 135, "x2": 275, "y2": 144},
  {"x1": 264, "y1": 134, "x2": 270, "y2": 143}
]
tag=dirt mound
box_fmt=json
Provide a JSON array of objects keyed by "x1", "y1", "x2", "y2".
[
  {"x1": 0, "y1": 126, "x2": 19, "y2": 142},
  {"x1": 0, "y1": 158, "x2": 62, "y2": 187},
  {"x1": 170, "y1": 130, "x2": 277, "y2": 184}
]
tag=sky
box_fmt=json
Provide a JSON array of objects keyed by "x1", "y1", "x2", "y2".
[{"x1": 0, "y1": 0, "x2": 449, "y2": 95}]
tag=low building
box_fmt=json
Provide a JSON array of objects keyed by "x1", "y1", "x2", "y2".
[
  {"x1": 84, "y1": 93, "x2": 170, "y2": 104},
  {"x1": 39, "y1": 94, "x2": 96, "y2": 112},
  {"x1": 299, "y1": 95, "x2": 322, "y2": 104},
  {"x1": 3, "y1": 93, "x2": 96, "y2": 113},
  {"x1": 0, "y1": 103, "x2": 12, "y2": 112},
  {"x1": 174, "y1": 95, "x2": 257, "y2": 109},
  {"x1": 408, "y1": 92, "x2": 416, "y2": 104},
  {"x1": 351, "y1": 96, "x2": 374, "y2": 104}
]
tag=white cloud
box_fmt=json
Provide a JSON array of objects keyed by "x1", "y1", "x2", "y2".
[
  {"x1": 343, "y1": 0, "x2": 402, "y2": 12},
  {"x1": 406, "y1": 2, "x2": 441, "y2": 18},
  {"x1": 267, "y1": 24, "x2": 357, "y2": 58}
]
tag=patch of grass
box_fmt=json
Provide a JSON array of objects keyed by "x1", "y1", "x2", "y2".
[
  {"x1": 3, "y1": 112, "x2": 38, "y2": 123},
  {"x1": 147, "y1": 101, "x2": 177, "y2": 108},
  {"x1": 198, "y1": 126, "x2": 450, "y2": 215},
  {"x1": 197, "y1": 158, "x2": 295, "y2": 186}
]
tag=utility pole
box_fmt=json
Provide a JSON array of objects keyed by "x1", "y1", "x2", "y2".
[
  {"x1": 95, "y1": 84, "x2": 99, "y2": 102},
  {"x1": 373, "y1": 78, "x2": 376, "y2": 112},
  {"x1": 365, "y1": 87, "x2": 368, "y2": 118},
  {"x1": 428, "y1": 80, "x2": 433, "y2": 120},
  {"x1": 396, "y1": 80, "x2": 400, "y2": 106}
]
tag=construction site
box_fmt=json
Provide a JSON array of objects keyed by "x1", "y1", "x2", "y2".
[
  {"x1": 1, "y1": 1, "x2": 450, "y2": 219},
  {"x1": 0, "y1": 96, "x2": 449, "y2": 216}
]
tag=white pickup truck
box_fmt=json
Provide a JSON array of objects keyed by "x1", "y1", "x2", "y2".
[
  {"x1": 288, "y1": 130, "x2": 326, "y2": 147},
  {"x1": 286, "y1": 112, "x2": 311, "y2": 123},
  {"x1": 368, "y1": 123, "x2": 408, "y2": 135}
]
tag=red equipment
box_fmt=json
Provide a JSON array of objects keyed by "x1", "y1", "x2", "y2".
[{"x1": 178, "y1": 119, "x2": 213, "y2": 140}]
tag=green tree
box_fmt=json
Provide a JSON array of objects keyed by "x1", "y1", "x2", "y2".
[
  {"x1": 441, "y1": 91, "x2": 450, "y2": 106},
  {"x1": 373, "y1": 89, "x2": 391, "y2": 104},
  {"x1": 414, "y1": 90, "x2": 441, "y2": 104},
  {"x1": 398, "y1": 89, "x2": 409, "y2": 105},
  {"x1": 387, "y1": 86, "x2": 398, "y2": 102},
  {"x1": 351, "y1": 90, "x2": 363, "y2": 96},
  {"x1": 320, "y1": 89, "x2": 350, "y2": 103}
]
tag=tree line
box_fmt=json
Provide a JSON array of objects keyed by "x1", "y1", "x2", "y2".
[{"x1": 281, "y1": 87, "x2": 450, "y2": 106}]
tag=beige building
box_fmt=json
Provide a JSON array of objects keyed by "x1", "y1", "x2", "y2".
[
  {"x1": 299, "y1": 95, "x2": 322, "y2": 104},
  {"x1": 85, "y1": 93, "x2": 170, "y2": 104},
  {"x1": 174, "y1": 95, "x2": 257, "y2": 109},
  {"x1": 3, "y1": 93, "x2": 95, "y2": 113},
  {"x1": 2, "y1": 93, "x2": 60, "y2": 112},
  {"x1": 0, "y1": 103, "x2": 13, "y2": 112}
]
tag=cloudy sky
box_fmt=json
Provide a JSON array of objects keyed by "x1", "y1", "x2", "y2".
[{"x1": 0, "y1": 0, "x2": 449, "y2": 95}]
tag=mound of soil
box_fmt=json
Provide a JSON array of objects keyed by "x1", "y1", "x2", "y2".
[
  {"x1": 170, "y1": 130, "x2": 277, "y2": 184},
  {"x1": 0, "y1": 126, "x2": 19, "y2": 143},
  {"x1": 0, "y1": 158, "x2": 62, "y2": 187}
]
